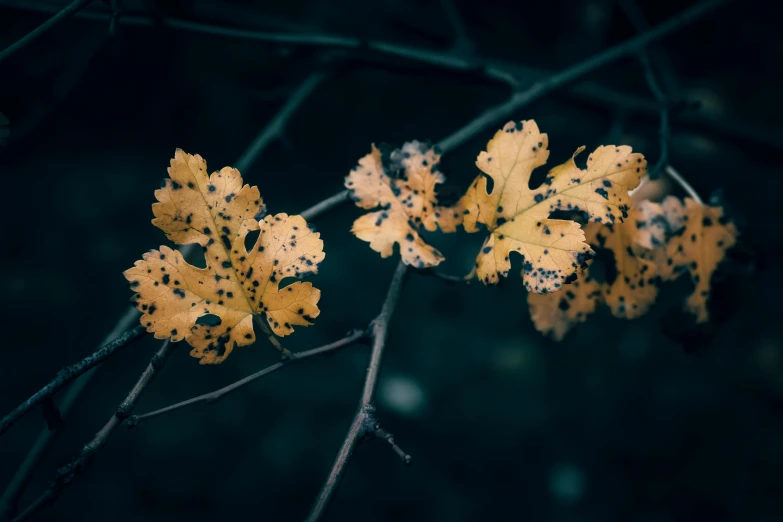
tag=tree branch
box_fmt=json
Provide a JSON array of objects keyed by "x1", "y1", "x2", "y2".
[
  {"x1": 235, "y1": 71, "x2": 328, "y2": 173},
  {"x1": 0, "y1": 325, "x2": 146, "y2": 437},
  {"x1": 619, "y1": 0, "x2": 672, "y2": 179},
  {"x1": 305, "y1": 261, "x2": 409, "y2": 522},
  {"x1": 127, "y1": 329, "x2": 366, "y2": 427},
  {"x1": 10, "y1": 340, "x2": 175, "y2": 522},
  {"x1": 437, "y1": 0, "x2": 731, "y2": 153},
  {"x1": 4, "y1": 0, "x2": 768, "y2": 151},
  {"x1": 0, "y1": 0, "x2": 93, "y2": 65}
]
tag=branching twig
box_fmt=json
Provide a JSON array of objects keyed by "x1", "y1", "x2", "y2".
[
  {"x1": 235, "y1": 71, "x2": 328, "y2": 173},
  {"x1": 0, "y1": 0, "x2": 93, "y2": 65},
  {"x1": 306, "y1": 261, "x2": 409, "y2": 522},
  {"x1": 619, "y1": 0, "x2": 672, "y2": 179},
  {"x1": 10, "y1": 340, "x2": 175, "y2": 522},
  {"x1": 437, "y1": 0, "x2": 730, "y2": 153},
  {"x1": 0, "y1": 325, "x2": 146, "y2": 437},
  {"x1": 127, "y1": 329, "x2": 366, "y2": 427}
]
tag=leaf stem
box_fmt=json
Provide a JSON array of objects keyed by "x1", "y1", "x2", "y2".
[{"x1": 666, "y1": 165, "x2": 703, "y2": 205}]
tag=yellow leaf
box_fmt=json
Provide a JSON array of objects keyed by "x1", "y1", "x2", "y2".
[
  {"x1": 658, "y1": 197, "x2": 737, "y2": 322},
  {"x1": 528, "y1": 275, "x2": 601, "y2": 341},
  {"x1": 125, "y1": 150, "x2": 324, "y2": 364},
  {"x1": 527, "y1": 201, "x2": 666, "y2": 339},
  {"x1": 460, "y1": 120, "x2": 645, "y2": 292},
  {"x1": 345, "y1": 142, "x2": 459, "y2": 268}
]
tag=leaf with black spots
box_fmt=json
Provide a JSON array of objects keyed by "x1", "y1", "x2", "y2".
[
  {"x1": 657, "y1": 197, "x2": 737, "y2": 322},
  {"x1": 125, "y1": 150, "x2": 325, "y2": 364},
  {"x1": 527, "y1": 201, "x2": 667, "y2": 339},
  {"x1": 345, "y1": 141, "x2": 459, "y2": 268},
  {"x1": 456, "y1": 120, "x2": 645, "y2": 293}
]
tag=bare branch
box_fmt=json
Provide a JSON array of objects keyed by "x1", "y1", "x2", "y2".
[
  {"x1": 0, "y1": 0, "x2": 93, "y2": 65},
  {"x1": 10, "y1": 340, "x2": 175, "y2": 522},
  {"x1": 375, "y1": 427, "x2": 412, "y2": 466},
  {"x1": 416, "y1": 267, "x2": 470, "y2": 285},
  {"x1": 437, "y1": 0, "x2": 731, "y2": 153},
  {"x1": 235, "y1": 71, "x2": 328, "y2": 173},
  {"x1": 0, "y1": 299, "x2": 142, "y2": 516},
  {"x1": 306, "y1": 261, "x2": 409, "y2": 522},
  {"x1": 0, "y1": 325, "x2": 147, "y2": 437},
  {"x1": 440, "y1": 0, "x2": 473, "y2": 55},
  {"x1": 300, "y1": 190, "x2": 351, "y2": 221},
  {"x1": 3, "y1": 1, "x2": 766, "y2": 150},
  {"x1": 619, "y1": 0, "x2": 672, "y2": 179},
  {"x1": 127, "y1": 329, "x2": 366, "y2": 427}
]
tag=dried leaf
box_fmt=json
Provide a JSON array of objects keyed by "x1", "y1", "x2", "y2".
[
  {"x1": 528, "y1": 275, "x2": 601, "y2": 341},
  {"x1": 527, "y1": 201, "x2": 666, "y2": 339},
  {"x1": 125, "y1": 150, "x2": 324, "y2": 364},
  {"x1": 345, "y1": 141, "x2": 459, "y2": 268},
  {"x1": 658, "y1": 196, "x2": 737, "y2": 322},
  {"x1": 459, "y1": 120, "x2": 645, "y2": 292}
]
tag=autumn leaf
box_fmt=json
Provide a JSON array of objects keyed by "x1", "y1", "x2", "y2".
[
  {"x1": 527, "y1": 201, "x2": 667, "y2": 339},
  {"x1": 528, "y1": 275, "x2": 602, "y2": 341},
  {"x1": 657, "y1": 196, "x2": 737, "y2": 322},
  {"x1": 345, "y1": 141, "x2": 460, "y2": 268},
  {"x1": 125, "y1": 149, "x2": 325, "y2": 364},
  {"x1": 459, "y1": 120, "x2": 645, "y2": 292}
]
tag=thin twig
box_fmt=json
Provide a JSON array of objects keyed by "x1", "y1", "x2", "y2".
[
  {"x1": 4, "y1": 1, "x2": 768, "y2": 150},
  {"x1": 0, "y1": 301, "x2": 143, "y2": 517},
  {"x1": 375, "y1": 427, "x2": 412, "y2": 466},
  {"x1": 0, "y1": 0, "x2": 93, "y2": 65},
  {"x1": 306, "y1": 261, "x2": 409, "y2": 522},
  {"x1": 235, "y1": 71, "x2": 328, "y2": 173},
  {"x1": 440, "y1": 0, "x2": 473, "y2": 55},
  {"x1": 300, "y1": 190, "x2": 351, "y2": 221},
  {"x1": 437, "y1": 0, "x2": 731, "y2": 153},
  {"x1": 619, "y1": 0, "x2": 671, "y2": 179},
  {"x1": 417, "y1": 267, "x2": 470, "y2": 285},
  {"x1": 666, "y1": 165, "x2": 703, "y2": 204},
  {"x1": 128, "y1": 329, "x2": 366, "y2": 427},
  {"x1": 11, "y1": 340, "x2": 175, "y2": 522},
  {"x1": 0, "y1": 325, "x2": 147, "y2": 437}
]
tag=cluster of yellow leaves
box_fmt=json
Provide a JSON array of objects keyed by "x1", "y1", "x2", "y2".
[
  {"x1": 529, "y1": 195, "x2": 737, "y2": 339},
  {"x1": 347, "y1": 120, "x2": 644, "y2": 288},
  {"x1": 346, "y1": 120, "x2": 738, "y2": 340},
  {"x1": 126, "y1": 150, "x2": 324, "y2": 364}
]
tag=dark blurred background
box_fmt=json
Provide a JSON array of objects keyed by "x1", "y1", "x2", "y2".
[{"x1": 1, "y1": 0, "x2": 782, "y2": 521}]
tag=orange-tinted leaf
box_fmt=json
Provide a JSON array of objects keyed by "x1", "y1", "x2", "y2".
[
  {"x1": 125, "y1": 150, "x2": 324, "y2": 364},
  {"x1": 345, "y1": 142, "x2": 458, "y2": 268},
  {"x1": 459, "y1": 120, "x2": 645, "y2": 292},
  {"x1": 658, "y1": 197, "x2": 737, "y2": 322}
]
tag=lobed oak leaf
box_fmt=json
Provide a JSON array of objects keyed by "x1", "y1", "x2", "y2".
[
  {"x1": 345, "y1": 141, "x2": 460, "y2": 268},
  {"x1": 459, "y1": 120, "x2": 646, "y2": 292},
  {"x1": 656, "y1": 196, "x2": 737, "y2": 322},
  {"x1": 527, "y1": 201, "x2": 667, "y2": 339},
  {"x1": 125, "y1": 149, "x2": 325, "y2": 364}
]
